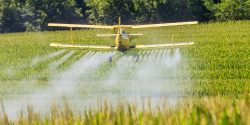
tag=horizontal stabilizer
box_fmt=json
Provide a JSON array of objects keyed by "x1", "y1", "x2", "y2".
[
  {"x1": 135, "y1": 42, "x2": 194, "y2": 49},
  {"x1": 128, "y1": 33, "x2": 143, "y2": 38},
  {"x1": 128, "y1": 34, "x2": 143, "y2": 36},
  {"x1": 50, "y1": 43, "x2": 114, "y2": 49},
  {"x1": 97, "y1": 34, "x2": 117, "y2": 37}
]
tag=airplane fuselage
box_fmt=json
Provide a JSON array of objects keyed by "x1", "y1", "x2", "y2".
[{"x1": 115, "y1": 29, "x2": 131, "y2": 51}]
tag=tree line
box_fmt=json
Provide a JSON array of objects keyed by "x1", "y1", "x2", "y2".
[{"x1": 0, "y1": 0, "x2": 249, "y2": 33}]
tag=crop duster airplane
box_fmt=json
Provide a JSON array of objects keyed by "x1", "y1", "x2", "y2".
[{"x1": 48, "y1": 17, "x2": 197, "y2": 51}]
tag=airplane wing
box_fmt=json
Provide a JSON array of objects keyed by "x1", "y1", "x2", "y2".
[
  {"x1": 134, "y1": 42, "x2": 194, "y2": 49},
  {"x1": 50, "y1": 43, "x2": 114, "y2": 49},
  {"x1": 48, "y1": 23, "x2": 114, "y2": 29},
  {"x1": 132, "y1": 21, "x2": 198, "y2": 29}
]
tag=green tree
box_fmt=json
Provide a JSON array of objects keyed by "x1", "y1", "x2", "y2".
[
  {"x1": 216, "y1": 0, "x2": 250, "y2": 21},
  {"x1": 0, "y1": 0, "x2": 249, "y2": 33},
  {"x1": 75, "y1": 0, "x2": 89, "y2": 17},
  {"x1": 28, "y1": 0, "x2": 83, "y2": 30},
  {"x1": 204, "y1": 0, "x2": 250, "y2": 21},
  {"x1": 85, "y1": 0, "x2": 212, "y2": 24},
  {"x1": 0, "y1": 0, "x2": 28, "y2": 32},
  {"x1": 0, "y1": 0, "x2": 83, "y2": 32},
  {"x1": 133, "y1": 0, "x2": 159, "y2": 23},
  {"x1": 187, "y1": 0, "x2": 213, "y2": 21},
  {"x1": 1, "y1": 7, "x2": 25, "y2": 32},
  {"x1": 85, "y1": 0, "x2": 135, "y2": 24}
]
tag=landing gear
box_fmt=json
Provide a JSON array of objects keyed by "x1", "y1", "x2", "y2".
[
  {"x1": 109, "y1": 56, "x2": 113, "y2": 65},
  {"x1": 133, "y1": 54, "x2": 139, "y2": 62},
  {"x1": 108, "y1": 51, "x2": 139, "y2": 66}
]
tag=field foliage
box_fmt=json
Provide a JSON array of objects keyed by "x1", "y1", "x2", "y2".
[
  {"x1": 0, "y1": 21, "x2": 249, "y2": 124},
  {"x1": 0, "y1": 21, "x2": 249, "y2": 97},
  {"x1": 1, "y1": 96, "x2": 250, "y2": 125}
]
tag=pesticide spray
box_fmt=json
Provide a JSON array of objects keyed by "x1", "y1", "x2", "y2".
[
  {"x1": 49, "y1": 50, "x2": 75, "y2": 69},
  {"x1": 50, "y1": 51, "x2": 115, "y2": 96},
  {"x1": 1, "y1": 51, "x2": 117, "y2": 119},
  {"x1": 102, "y1": 48, "x2": 191, "y2": 106},
  {"x1": 3, "y1": 50, "x2": 66, "y2": 78},
  {"x1": 32, "y1": 50, "x2": 66, "y2": 65},
  {"x1": 2, "y1": 48, "x2": 191, "y2": 119}
]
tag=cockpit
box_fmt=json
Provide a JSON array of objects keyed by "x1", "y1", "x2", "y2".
[{"x1": 120, "y1": 29, "x2": 129, "y2": 39}]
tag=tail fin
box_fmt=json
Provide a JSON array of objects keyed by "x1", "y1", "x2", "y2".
[{"x1": 118, "y1": 17, "x2": 121, "y2": 26}]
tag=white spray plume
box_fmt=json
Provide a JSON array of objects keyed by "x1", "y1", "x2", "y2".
[
  {"x1": 32, "y1": 50, "x2": 66, "y2": 65},
  {"x1": 105, "y1": 55, "x2": 135, "y2": 85},
  {"x1": 4, "y1": 50, "x2": 66, "y2": 78},
  {"x1": 51, "y1": 51, "x2": 115, "y2": 96},
  {"x1": 102, "y1": 49, "x2": 191, "y2": 107},
  {"x1": 2, "y1": 51, "x2": 115, "y2": 119},
  {"x1": 49, "y1": 50, "x2": 75, "y2": 69},
  {"x1": 2, "y1": 49, "x2": 191, "y2": 119}
]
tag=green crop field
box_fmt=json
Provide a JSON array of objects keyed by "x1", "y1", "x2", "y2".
[{"x1": 0, "y1": 21, "x2": 249, "y2": 124}]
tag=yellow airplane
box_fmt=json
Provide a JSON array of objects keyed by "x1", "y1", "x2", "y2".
[{"x1": 48, "y1": 17, "x2": 197, "y2": 51}]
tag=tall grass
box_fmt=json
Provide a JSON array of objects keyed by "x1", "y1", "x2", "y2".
[{"x1": 1, "y1": 96, "x2": 250, "y2": 124}]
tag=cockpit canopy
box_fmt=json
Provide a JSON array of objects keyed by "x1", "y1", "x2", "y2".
[{"x1": 120, "y1": 29, "x2": 129, "y2": 39}]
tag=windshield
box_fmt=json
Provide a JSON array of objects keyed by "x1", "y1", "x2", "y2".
[{"x1": 121, "y1": 30, "x2": 129, "y2": 39}]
